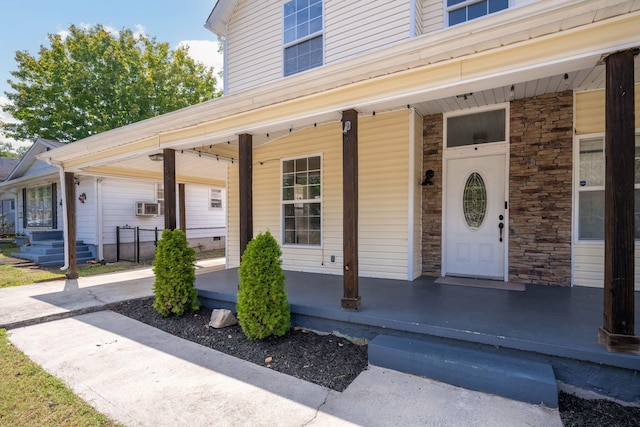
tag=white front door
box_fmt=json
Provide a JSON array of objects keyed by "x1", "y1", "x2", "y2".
[{"x1": 445, "y1": 154, "x2": 506, "y2": 279}]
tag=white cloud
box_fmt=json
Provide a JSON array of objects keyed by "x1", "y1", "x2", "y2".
[
  {"x1": 178, "y1": 40, "x2": 224, "y2": 73},
  {"x1": 0, "y1": 96, "x2": 30, "y2": 148}
]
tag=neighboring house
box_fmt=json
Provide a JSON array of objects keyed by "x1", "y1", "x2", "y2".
[
  {"x1": 0, "y1": 138, "x2": 226, "y2": 265},
  {"x1": 41, "y1": 3, "x2": 638, "y2": 313},
  {"x1": 0, "y1": 157, "x2": 20, "y2": 234}
]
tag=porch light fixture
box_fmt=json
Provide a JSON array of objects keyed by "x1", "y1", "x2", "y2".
[
  {"x1": 148, "y1": 153, "x2": 164, "y2": 162},
  {"x1": 73, "y1": 176, "x2": 80, "y2": 186},
  {"x1": 421, "y1": 169, "x2": 435, "y2": 186}
]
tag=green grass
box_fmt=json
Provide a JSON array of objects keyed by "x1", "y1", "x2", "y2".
[
  {"x1": 0, "y1": 329, "x2": 121, "y2": 426},
  {"x1": 0, "y1": 242, "x2": 225, "y2": 288}
]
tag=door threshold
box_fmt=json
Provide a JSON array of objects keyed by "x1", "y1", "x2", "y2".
[{"x1": 435, "y1": 276, "x2": 525, "y2": 292}]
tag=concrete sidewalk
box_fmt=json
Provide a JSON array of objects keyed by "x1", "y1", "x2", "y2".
[
  {"x1": 0, "y1": 258, "x2": 225, "y2": 329},
  {"x1": 2, "y1": 262, "x2": 562, "y2": 426}
]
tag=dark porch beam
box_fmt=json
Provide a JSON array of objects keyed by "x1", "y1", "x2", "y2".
[
  {"x1": 599, "y1": 48, "x2": 640, "y2": 354},
  {"x1": 179, "y1": 183, "x2": 186, "y2": 233},
  {"x1": 64, "y1": 172, "x2": 78, "y2": 279},
  {"x1": 341, "y1": 109, "x2": 361, "y2": 311},
  {"x1": 239, "y1": 133, "x2": 253, "y2": 257},
  {"x1": 163, "y1": 148, "x2": 177, "y2": 230}
]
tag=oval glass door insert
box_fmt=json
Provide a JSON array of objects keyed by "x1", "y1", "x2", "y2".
[{"x1": 463, "y1": 172, "x2": 487, "y2": 228}]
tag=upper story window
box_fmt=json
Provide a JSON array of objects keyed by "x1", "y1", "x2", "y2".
[
  {"x1": 283, "y1": 0, "x2": 323, "y2": 76},
  {"x1": 446, "y1": 0, "x2": 510, "y2": 26}
]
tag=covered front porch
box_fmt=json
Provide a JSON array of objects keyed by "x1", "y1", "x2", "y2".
[{"x1": 196, "y1": 268, "x2": 640, "y2": 405}]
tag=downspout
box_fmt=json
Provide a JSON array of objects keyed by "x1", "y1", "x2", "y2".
[
  {"x1": 407, "y1": 107, "x2": 416, "y2": 280},
  {"x1": 222, "y1": 24, "x2": 229, "y2": 95},
  {"x1": 95, "y1": 177, "x2": 104, "y2": 261},
  {"x1": 55, "y1": 164, "x2": 70, "y2": 271},
  {"x1": 409, "y1": 0, "x2": 417, "y2": 38}
]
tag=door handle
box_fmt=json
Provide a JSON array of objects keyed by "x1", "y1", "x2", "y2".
[{"x1": 498, "y1": 222, "x2": 504, "y2": 242}]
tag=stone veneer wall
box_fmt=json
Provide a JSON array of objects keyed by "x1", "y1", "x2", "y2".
[
  {"x1": 509, "y1": 91, "x2": 573, "y2": 286},
  {"x1": 420, "y1": 92, "x2": 573, "y2": 285},
  {"x1": 421, "y1": 114, "x2": 443, "y2": 276}
]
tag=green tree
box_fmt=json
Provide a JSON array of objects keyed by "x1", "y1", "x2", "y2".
[
  {"x1": 2, "y1": 24, "x2": 220, "y2": 143},
  {"x1": 237, "y1": 231, "x2": 291, "y2": 340},
  {"x1": 0, "y1": 142, "x2": 18, "y2": 158},
  {"x1": 152, "y1": 229, "x2": 199, "y2": 317}
]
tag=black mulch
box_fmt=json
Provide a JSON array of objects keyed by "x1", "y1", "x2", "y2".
[
  {"x1": 109, "y1": 297, "x2": 367, "y2": 392},
  {"x1": 109, "y1": 297, "x2": 640, "y2": 426}
]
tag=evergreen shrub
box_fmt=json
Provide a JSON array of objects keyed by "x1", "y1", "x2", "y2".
[
  {"x1": 237, "y1": 230, "x2": 290, "y2": 340},
  {"x1": 152, "y1": 229, "x2": 199, "y2": 317}
]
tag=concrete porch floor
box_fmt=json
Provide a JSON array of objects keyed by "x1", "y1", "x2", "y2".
[{"x1": 196, "y1": 268, "x2": 640, "y2": 404}]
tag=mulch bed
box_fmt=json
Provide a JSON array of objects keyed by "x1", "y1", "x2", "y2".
[{"x1": 109, "y1": 297, "x2": 640, "y2": 426}]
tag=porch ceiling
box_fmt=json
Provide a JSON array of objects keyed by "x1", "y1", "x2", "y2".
[{"x1": 79, "y1": 148, "x2": 228, "y2": 186}]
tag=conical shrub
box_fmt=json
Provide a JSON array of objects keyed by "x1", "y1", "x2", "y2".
[
  {"x1": 237, "y1": 230, "x2": 290, "y2": 340},
  {"x1": 152, "y1": 229, "x2": 199, "y2": 317}
]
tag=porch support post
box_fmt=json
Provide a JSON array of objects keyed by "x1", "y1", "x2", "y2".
[
  {"x1": 341, "y1": 109, "x2": 361, "y2": 311},
  {"x1": 64, "y1": 172, "x2": 78, "y2": 279},
  {"x1": 239, "y1": 133, "x2": 253, "y2": 257},
  {"x1": 599, "y1": 48, "x2": 640, "y2": 354},
  {"x1": 179, "y1": 183, "x2": 186, "y2": 233},
  {"x1": 163, "y1": 148, "x2": 177, "y2": 231}
]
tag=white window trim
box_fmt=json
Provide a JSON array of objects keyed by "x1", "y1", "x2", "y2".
[
  {"x1": 280, "y1": 153, "x2": 323, "y2": 248},
  {"x1": 209, "y1": 188, "x2": 224, "y2": 211},
  {"x1": 282, "y1": 0, "x2": 324, "y2": 77},
  {"x1": 155, "y1": 182, "x2": 165, "y2": 217},
  {"x1": 444, "y1": 0, "x2": 513, "y2": 27},
  {"x1": 573, "y1": 131, "x2": 640, "y2": 245},
  {"x1": 443, "y1": 103, "x2": 510, "y2": 153}
]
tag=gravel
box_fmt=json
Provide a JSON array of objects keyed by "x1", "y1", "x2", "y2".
[{"x1": 109, "y1": 297, "x2": 640, "y2": 426}]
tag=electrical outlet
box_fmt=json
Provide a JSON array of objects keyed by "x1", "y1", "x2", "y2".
[{"x1": 330, "y1": 255, "x2": 336, "y2": 263}]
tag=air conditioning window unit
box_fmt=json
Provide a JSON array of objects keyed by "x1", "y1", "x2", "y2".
[{"x1": 135, "y1": 202, "x2": 159, "y2": 216}]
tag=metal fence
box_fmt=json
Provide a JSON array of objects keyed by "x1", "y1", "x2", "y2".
[{"x1": 116, "y1": 226, "x2": 224, "y2": 263}]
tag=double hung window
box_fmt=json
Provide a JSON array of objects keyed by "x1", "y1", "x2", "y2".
[
  {"x1": 446, "y1": 0, "x2": 510, "y2": 26},
  {"x1": 209, "y1": 188, "x2": 223, "y2": 210},
  {"x1": 282, "y1": 155, "x2": 322, "y2": 246},
  {"x1": 283, "y1": 0, "x2": 323, "y2": 76},
  {"x1": 24, "y1": 184, "x2": 56, "y2": 228},
  {"x1": 577, "y1": 134, "x2": 640, "y2": 240},
  {"x1": 156, "y1": 182, "x2": 165, "y2": 216}
]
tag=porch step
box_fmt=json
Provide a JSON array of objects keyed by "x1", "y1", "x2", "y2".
[
  {"x1": 368, "y1": 334, "x2": 558, "y2": 408},
  {"x1": 11, "y1": 240, "x2": 93, "y2": 267}
]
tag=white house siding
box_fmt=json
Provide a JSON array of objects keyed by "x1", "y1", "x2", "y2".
[
  {"x1": 227, "y1": 165, "x2": 240, "y2": 268},
  {"x1": 359, "y1": 110, "x2": 411, "y2": 279},
  {"x1": 573, "y1": 87, "x2": 640, "y2": 290},
  {"x1": 75, "y1": 178, "x2": 98, "y2": 246},
  {"x1": 413, "y1": 0, "x2": 423, "y2": 36},
  {"x1": 226, "y1": 1, "x2": 413, "y2": 95},
  {"x1": 226, "y1": 1, "x2": 281, "y2": 94},
  {"x1": 574, "y1": 245, "x2": 640, "y2": 291},
  {"x1": 183, "y1": 185, "x2": 226, "y2": 241},
  {"x1": 99, "y1": 178, "x2": 226, "y2": 261},
  {"x1": 421, "y1": 0, "x2": 444, "y2": 34},
  {"x1": 254, "y1": 121, "x2": 343, "y2": 275},
  {"x1": 325, "y1": 1, "x2": 411, "y2": 63},
  {"x1": 100, "y1": 178, "x2": 163, "y2": 245},
  {"x1": 227, "y1": 109, "x2": 413, "y2": 280}
]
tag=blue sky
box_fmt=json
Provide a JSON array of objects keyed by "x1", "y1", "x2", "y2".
[{"x1": 1, "y1": 0, "x2": 223, "y2": 148}]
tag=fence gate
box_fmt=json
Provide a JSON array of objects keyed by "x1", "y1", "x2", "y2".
[{"x1": 116, "y1": 226, "x2": 159, "y2": 263}]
